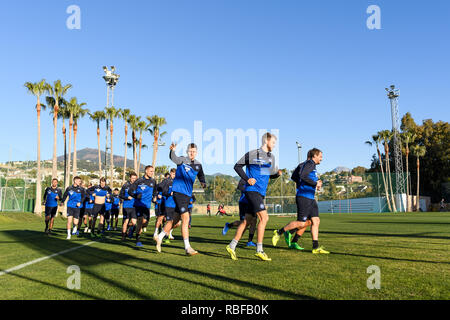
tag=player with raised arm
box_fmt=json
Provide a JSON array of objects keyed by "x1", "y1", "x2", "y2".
[
  {"x1": 226, "y1": 133, "x2": 281, "y2": 261},
  {"x1": 119, "y1": 172, "x2": 138, "y2": 241},
  {"x1": 272, "y1": 148, "x2": 329, "y2": 254},
  {"x1": 43, "y1": 178, "x2": 62, "y2": 234},
  {"x1": 128, "y1": 165, "x2": 158, "y2": 247},
  {"x1": 61, "y1": 176, "x2": 86, "y2": 240},
  {"x1": 155, "y1": 143, "x2": 206, "y2": 256}
]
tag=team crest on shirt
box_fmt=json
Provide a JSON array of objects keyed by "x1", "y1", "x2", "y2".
[
  {"x1": 69, "y1": 191, "x2": 74, "y2": 195},
  {"x1": 181, "y1": 207, "x2": 186, "y2": 212},
  {"x1": 260, "y1": 204, "x2": 265, "y2": 209},
  {"x1": 184, "y1": 166, "x2": 191, "y2": 173},
  {"x1": 140, "y1": 185, "x2": 146, "y2": 190},
  {"x1": 195, "y1": 165, "x2": 199, "y2": 171}
]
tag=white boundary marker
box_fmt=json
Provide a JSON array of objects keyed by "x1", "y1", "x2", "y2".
[{"x1": 0, "y1": 241, "x2": 95, "y2": 276}]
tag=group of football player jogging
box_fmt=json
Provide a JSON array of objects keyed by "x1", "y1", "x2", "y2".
[{"x1": 42, "y1": 132, "x2": 329, "y2": 260}]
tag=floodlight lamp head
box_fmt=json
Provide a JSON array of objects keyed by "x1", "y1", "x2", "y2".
[
  {"x1": 111, "y1": 66, "x2": 116, "y2": 72},
  {"x1": 103, "y1": 66, "x2": 107, "y2": 72}
]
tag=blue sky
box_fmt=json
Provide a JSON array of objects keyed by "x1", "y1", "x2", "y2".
[{"x1": 0, "y1": 0, "x2": 449, "y2": 175}]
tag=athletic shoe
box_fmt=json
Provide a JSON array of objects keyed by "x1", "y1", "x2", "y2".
[
  {"x1": 222, "y1": 223, "x2": 230, "y2": 236},
  {"x1": 75, "y1": 231, "x2": 80, "y2": 236},
  {"x1": 289, "y1": 243, "x2": 304, "y2": 250},
  {"x1": 107, "y1": 225, "x2": 111, "y2": 231},
  {"x1": 312, "y1": 246, "x2": 330, "y2": 254},
  {"x1": 72, "y1": 230, "x2": 77, "y2": 235},
  {"x1": 255, "y1": 252, "x2": 272, "y2": 261},
  {"x1": 156, "y1": 238, "x2": 162, "y2": 253},
  {"x1": 164, "y1": 239, "x2": 171, "y2": 244},
  {"x1": 84, "y1": 227, "x2": 88, "y2": 233},
  {"x1": 226, "y1": 245, "x2": 238, "y2": 261},
  {"x1": 284, "y1": 231, "x2": 292, "y2": 247},
  {"x1": 186, "y1": 247, "x2": 198, "y2": 256},
  {"x1": 66, "y1": 235, "x2": 71, "y2": 240},
  {"x1": 153, "y1": 234, "x2": 158, "y2": 242},
  {"x1": 246, "y1": 241, "x2": 257, "y2": 247},
  {"x1": 143, "y1": 227, "x2": 147, "y2": 233},
  {"x1": 272, "y1": 230, "x2": 280, "y2": 246},
  {"x1": 169, "y1": 235, "x2": 175, "y2": 240},
  {"x1": 87, "y1": 229, "x2": 91, "y2": 234},
  {"x1": 136, "y1": 241, "x2": 143, "y2": 247}
]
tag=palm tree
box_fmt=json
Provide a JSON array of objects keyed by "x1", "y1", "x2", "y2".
[
  {"x1": 120, "y1": 109, "x2": 131, "y2": 184},
  {"x1": 105, "y1": 106, "x2": 121, "y2": 187},
  {"x1": 379, "y1": 130, "x2": 397, "y2": 212},
  {"x1": 411, "y1": 145, "x2": 426, "y2": 211},
  {"x1": 46, "y1": 80, "x2": 72, "y2": 179},
  {"x1": 146, "y1": 115, "x2": 167, "y2": 168},
  {"x1": 24, "y1": 79, "x2": 48, "y2": 215},
  {"x1": 365, "y1": 134, "x2": 392, "y2": 212},
  {"x1": 89, "y1": 111, "x2": 106, "y2": 175},
  {"x1": 128, "y1": 115, "x2": 140, "y2": 173},
  {"x1": 57, "y1": 102, "x2": 71, "y2": 188},
  {"x1": 136, "y1": 120, "x2": 149, "y2": 176},
  {"x1": 401, "y1": 131, "x2": 417, "y2": 212},
  {"x1": 72, "y1": 103, "x2": 89, "y2": 178}
]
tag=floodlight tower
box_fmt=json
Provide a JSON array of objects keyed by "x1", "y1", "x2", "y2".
[
  {"x1": 386, "y1": 85, "x2": 406, "y2": 212},
  {"x1": 102, "y1": 66, "x2": 120, "y2": 180},
  {"x1": 296, "y1": 141, "x2": 302, "y2": 164}
]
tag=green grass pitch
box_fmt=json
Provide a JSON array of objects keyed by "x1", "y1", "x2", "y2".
[{"x1": 0, "y1": 211, "x2": 448, "y2": 300}]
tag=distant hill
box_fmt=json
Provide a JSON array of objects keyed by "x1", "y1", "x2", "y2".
[
  {"x1": 55, "y1": 148, "x2": 143, "y2": 170},
  {"x1": 333, "y1": 167, "x2": 351, "y2": 173}
]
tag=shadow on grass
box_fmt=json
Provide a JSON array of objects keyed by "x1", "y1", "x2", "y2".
[
  {"x1": 331, "y1": 251, "x2": 450, "y2": 265},
  {"x1": 320, "y1": 230, "x2": 450, "y2": 240},
  {"x1": 347, "y1": 221, "x2": 450, "y2": 226},
  {"x1": 2, "y1": 230, "x2": 316, "y2": 300}
]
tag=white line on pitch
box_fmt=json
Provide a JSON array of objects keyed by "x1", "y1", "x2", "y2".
[{"x1": 0, "y1": 241, "x2": 95, "y2": 277}]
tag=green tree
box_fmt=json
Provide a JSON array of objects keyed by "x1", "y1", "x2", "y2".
[
  {"x1": 89, "y1": 111, "x2": 106, "y2": 175},
  {"x1": 105, "y1": 106, "x2": 122, "y2": 185},
  {"x1": 46, "y1": 80, "x2": 72, "y2": 179},
  {"x1": 24, "y1": 79, "x2": 48, "y2": 215},
  {"x1": 411, "y1": 145, "x2": 426, "y2": 211},
  {"x1": 146, "y1": 115, "x2": 167, "y2": 168}
]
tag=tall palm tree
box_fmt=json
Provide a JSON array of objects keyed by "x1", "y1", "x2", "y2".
[
  {"x1": 46, "y1": 80, "x2": 72, "y2": 179},
  {"x1": 401, "y1": 131, "x2": 417, "y2": 212},
  {"x1": 65, "y1": 97, "x2": 82, "y2": 187},
  {"x1": 128, "y1": 115, "x2": 140, "y2": 173},
  {"x1": 105, "y1": 106, "x2": 121, "y2": 187},
  {"x1": 72, "y1": 103, "x2": 89, "y2": 178},
  {"x1": 411, "y1": 145, "x2": 426, "y2": 211},
  {"x1": 24, "y1": 79, "x2": 48, "y2": 215},
  {"x1": 57, "y1": 102, "x2": 71, "y2": 188},
  {"x1": 379, "y1": 130, "x2": 397, "y2": 212},
  {"x1": 365, "y1": 134, "x2": 392, "y2": 212},
  {"x1": 89, "y1": 111, "x2": 106, "y2": 175},
  {"x1": 146, "y1": 115, "x2": 167, "y2": 168},
  {"x1": 137, "y1": 120, "x2": 148, "y2": 176},
  {"x1": 120, "y1": 109, "x2": 131, "y2": 184}
]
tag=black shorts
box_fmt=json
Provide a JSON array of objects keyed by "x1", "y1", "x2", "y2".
[
  {"x1": 296, "y1": 196, "x2": 319, "y2": 222},
  {"x1": 165, "y1": 207, "x2": 176, "y2": 221},
  {"x1": 173, "y1": 192, "x2": 191, "y2": 215},
  {"x1": 80, "y1": 207, "x2": 85, "y2": 218},
  {"x1": 84, "y1": 208, "x2": 93, "y2": 217},
  {"x1": 136, "y1": 206, "x2": 150, "y2": 220},
  {"x1": 45, "y1": 206, "x2": 57, "y2": 218},
  {"x1": 91, "y1": 204, "x2": 105, "y2": 217},
  {"x1": 104, "y1": 210, "x2": 111, "y2": 220},
  {"x1": 245, "y1": 191, "x2": 266, "y2": 215},
  {"x1": 111, "y1": 209, "x2": 119, "y2": 217},
  {"x1": 238, "y1": 202, "x2": 249, "y2": 221},
  {"x1": 123, "y1": 207, "x2": 136, "y2": 220},
  {"x1": 67, "y1": 207, "x2": 80, "y2": 219},
  {"x1": 155, "y1": 204, "x2": 164, "y2": 217}
]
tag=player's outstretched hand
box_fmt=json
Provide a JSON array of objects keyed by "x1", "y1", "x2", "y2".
[
  {"x1": 248, "y1": 178, "x2": 257, "y2": 186},
  {"x1": 278, "y1": 170, "x2": 282, "y2": 176},
  {"x1": 170, "y1": 143, "x2": 177, "y2": 150},
  {"x1": 201, "y1": 182, "x2": 207, "y2": 189}
]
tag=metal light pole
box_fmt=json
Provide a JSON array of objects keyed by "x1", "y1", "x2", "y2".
[
  {"x1": 386, "y1": 85, "x2": 406, "y2": 212},
  {"x1": 296, "y1": 141, "x2": 302, "y2": 163},
  {"x1": 102, "y1": 66, "x2": 120, "y2": 182}
]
